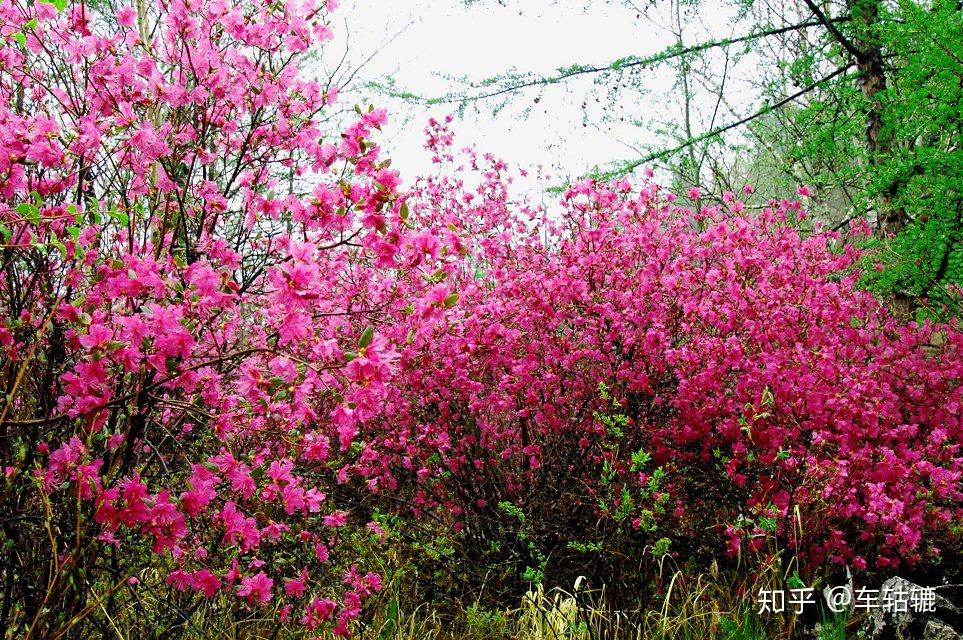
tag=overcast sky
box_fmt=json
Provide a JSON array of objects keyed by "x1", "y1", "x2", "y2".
[{"x1": 323, "y1": 0, "x2": 751, "y2": 184}]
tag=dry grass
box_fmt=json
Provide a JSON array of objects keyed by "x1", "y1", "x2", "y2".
[{"x1": 77, "y1": 506, "x2": 858, "y2": 640}]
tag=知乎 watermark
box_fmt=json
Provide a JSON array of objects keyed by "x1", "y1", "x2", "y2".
[{"x1": 757, "y1": 583, "x2": 937, "y2": 614}]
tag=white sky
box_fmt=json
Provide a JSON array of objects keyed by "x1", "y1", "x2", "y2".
[{"x1": 323, "y1": 0, "x2": 754, "y2": 183}]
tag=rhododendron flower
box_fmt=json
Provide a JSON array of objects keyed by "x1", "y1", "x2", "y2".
[
  {"x1": 302, "y1": 597, "x2": 337, "y2": 630},
  {"x1": 323, "y1": 511, "x2": 348, "y2": 528},
  {"x1": 116, "y1": 5, "x2": 136, "y2": 26},
  {"x1": 237, "y1": 572, "x2": 274, "y2": 605},
  {"x1": 192, "y1": 569, "x2": 222, "y2": 598},
  {"x1": 285, "y1": 567, "x2": 309, "y2": 597},
  {"x1": 78, "y1": 324, "x2": 112, "y2": 350},
  {"x1": 167, "y1": 570, "x2": 192, "y2": 592}
]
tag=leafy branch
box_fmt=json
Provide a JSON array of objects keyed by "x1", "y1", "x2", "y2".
[
  {"x1": 587, "y1": 62, "x2": 857, "y2": 183},
  {"x1": 382, "y1": 17, "x2": 851, "y2": 106}
]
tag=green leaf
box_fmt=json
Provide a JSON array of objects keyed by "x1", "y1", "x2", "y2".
[
  {"x1": 50, "y1": 239, "x2": 67, "y2": 258},
  {"x1": 358, "y1": 325, "x2": 375, "y2": 349},
  {"x1": 443, "y1": 293, "x2": 459, "y2": 308},
  {"x1": 16, "y1": 203, "x2": 40, "y2": 224},
  {"x1": 12, "y1": 32, "x2": 25, "y2": 48},
  {"x1": 109, "y1": 208, "x2": 129, "y2": 226},
  {"x1": 399, "y1": 202, "x2": 409, "y2": 221},
  {"x1": 761, "y1": 386, "x2": 774, "y2": 407}
]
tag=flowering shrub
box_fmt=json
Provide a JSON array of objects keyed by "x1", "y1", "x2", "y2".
[
  {"x1": 0, "y1": 0, "x2": 461, "y2": 636},
  {"x1": 353, "y1": 120, "x2": 963, "y2": 597},
  {"x1": 0, "y1": 1, "x2": 960, "y2": 635}
]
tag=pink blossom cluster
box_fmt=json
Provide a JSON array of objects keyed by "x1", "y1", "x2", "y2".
[
  {"x1": 0, "y1": 0, "x2": 458, "y2": 636},
  {"x1": 1, "y1": 0, "x2": 961, "y2": 635},
  {"x1": 353, "y1": 121, "x2": 962, "y2": 576}
]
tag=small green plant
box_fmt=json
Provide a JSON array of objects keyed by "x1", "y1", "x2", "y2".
[
  {"x1": 719, "y1": 609, "x2": 767, "y2": 640},
  {"x1": 817, "y1": 609, "x2": 851, "y2": 640},
  {"x1": 464, "y1": 601, "x2": 510, "y2": 639},
  {"x1": 498, "y1": 500, "x2": 525, "y2": 523}
]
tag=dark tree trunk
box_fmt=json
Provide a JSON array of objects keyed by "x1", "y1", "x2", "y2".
[{"x1": 847, "y1": 0, "x2": 906, "y2": 237}]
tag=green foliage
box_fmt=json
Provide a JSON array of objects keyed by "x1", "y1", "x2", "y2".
[
  {"x1": 719, "y1": 609, "x2": 767, "y2": 640},
  {"x1": 497, "y1": 500, "x2": 525, "y2": 523},
  {"x1": 765, "y1": 0, "x2": 963, "y2": 316},
  {"x1": 464, "y1": 602, "x2": 511, "y2": 639},
  {"x1": 818, "y1": 611, "x2": 851, "y2": 640}
]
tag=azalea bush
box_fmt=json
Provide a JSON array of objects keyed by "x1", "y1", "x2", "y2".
[
  {"x1": 0, "y1": 0, "x2": 462, "y2": 636},
  {"x1": 0, "y1": 0, "x2": 961, "y2": 637},
  {"x1": 354, "y1": 120, "x2": 963, "y2": 603}
]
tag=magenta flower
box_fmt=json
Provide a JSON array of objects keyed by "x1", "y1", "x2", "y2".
[{"x1": 237, "y1": 572, "x2": 274, "y2": 605}]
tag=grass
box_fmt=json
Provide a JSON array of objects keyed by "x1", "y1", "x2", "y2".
[
  {"x1": 353, "y1": 571, "x2": 859, "y2": 640},
  {"x1": 83, "y1": 569, "x2": 862, "y2": 640},
  {"x1": 65, "y1": 526, "x2": 867, "y2": 640}
]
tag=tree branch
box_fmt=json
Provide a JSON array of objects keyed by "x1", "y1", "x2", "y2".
[
  {"x1": 610, "y1": 63, "x2": 857, "y2": 178},
  {"x1": 413, "y1": 17, "x2": 851, "y2": 105},
  {"x1": 801, "y1": 0, "x2": 865, "y2": 61}
]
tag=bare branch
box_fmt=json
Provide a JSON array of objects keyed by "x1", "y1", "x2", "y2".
[
  {"x1": 411, "y1": 16, "x2": 851, "y2": 105},
  {"x1": 611, "y1": 62, "x2": 857, "y2": 177}
]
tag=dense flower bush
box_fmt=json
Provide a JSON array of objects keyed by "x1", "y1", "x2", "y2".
[
  {"x1": 0, "y1": 0, "x2": 460, "y2": 636},
  {"x1": 1, "y1": 0, "x2": 960, "y2": 636},
  {"x1": 355, "y1": 121, "x2": 963, "y2": 596}
]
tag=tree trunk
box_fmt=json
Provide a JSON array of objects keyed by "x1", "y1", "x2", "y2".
[{"x1": 847, "y1": 0, "x2": 905, "y2": 236}]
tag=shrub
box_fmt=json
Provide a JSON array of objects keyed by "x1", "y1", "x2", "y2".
[
  {"x1": 0, "y1": 0, "x2": 458, "y2": 636},
  {"x1": 1, "y1": 5, "x2": 960, "y2": 635},
  {"x1": 355, "y1": 121, "x2": 963, "y2": 603}
]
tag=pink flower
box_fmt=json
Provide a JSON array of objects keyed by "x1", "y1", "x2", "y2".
[
  {"x1": 191, "y1": 569, "x2": 222, "y2": 598},
  {"x1": 237, "y1": 572, "x2": 274, "y2": 605},
  {"x1": 116, "y1": 6, "x2": 137, "y2": 27},
  {"x1": 302, "y1": 597, "x2": 337, "y2": 630},
  {"x1": 166, "y1": 570, "x2": 192, "y2": 591},
  {"x1": 78, "y1": 324, "x2": 112, "y2": 350},
  {"x1": 284, "y1": 567, "x2": 309, "y2": 597},
  {"x1": 323, "y1": 510, "x2": 348, "y2": 528},
  {"x1": 363, "y1": 108, "x2": 388, "y2": 129}
]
